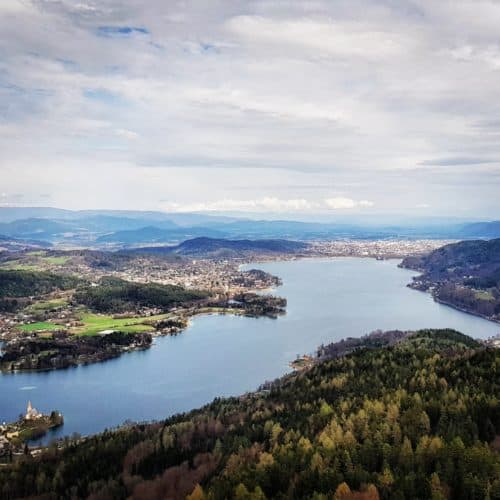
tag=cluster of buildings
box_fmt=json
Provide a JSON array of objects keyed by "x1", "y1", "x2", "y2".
[
  {"x1": 90, "y1": 257, "x2": 278, "y2": 293},
  {"x1": 309, "y1": 239, "x2": 454, "y2": 259},
  {"x1": 0, "y1": 402, "x2": 43, "y2": 459}
]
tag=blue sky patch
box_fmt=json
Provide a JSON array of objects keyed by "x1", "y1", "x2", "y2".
[
  {"x1": 97, "y1": 26, "x2": 149, "y2": 37},
  {"x1": 200, "y1": 42, "x2": 218, "y2": 53},
  {"x1": 83, "y1": 88, "x2": 126, "y2": 106}
]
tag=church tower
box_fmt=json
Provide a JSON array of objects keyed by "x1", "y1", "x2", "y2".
[{"x1": 25, "y1": 401, "x2": 39, "y2": 420}]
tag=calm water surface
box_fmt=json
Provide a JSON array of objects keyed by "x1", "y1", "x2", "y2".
[{"x1": 1, "y1": 258, "x2": 499, "y2": 443}]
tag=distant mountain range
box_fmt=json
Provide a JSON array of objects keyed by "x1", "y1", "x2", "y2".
[
  {"x1": 457, "y1": 221, "x2": 500, "y2": 239},
  {"x1": 96, "y1": 226, "x2": 226, "y2": 245},
  {"x1": 0, "y1": 207, "x2": 499, "y2": 247},
  {"x1": 0, "y1": 207, "x2": 236, "y2": 226},
  {"x1": 0, "y1": 234, "x2": 52, "y2": 251}
]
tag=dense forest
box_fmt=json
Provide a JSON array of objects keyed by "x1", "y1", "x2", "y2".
[
  {"x1": 0, "y1": 270, "x2": 81, "y2": 312},
  {"x1": 402, "y1": 238, "x2": 500, "y2": 322},
  {"x1": 128, "y1": 237, "x2": 309, "y2": 258},
  {"x1": 0, "y1": 331, "x2": 152, "y2": 372},
  {"x1": 0, "y1": 270, "x2": 80, "y2": 298},
  {"x1": 0, "y1": 329, "x2": 498, "y2": 499},
  {"x1": 73, "y1": 277, "x2": 208, "y2": 313}
]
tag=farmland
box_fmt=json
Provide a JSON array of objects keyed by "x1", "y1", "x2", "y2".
[{"x1": 16, "y1": 312, "x2": 171, "y2": 336}]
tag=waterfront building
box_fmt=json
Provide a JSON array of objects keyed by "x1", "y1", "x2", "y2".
[{"x1": 25, "y1": 401, "x2": 41, "y2": 420}]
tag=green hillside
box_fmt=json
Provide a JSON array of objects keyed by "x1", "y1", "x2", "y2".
[{"x1": 73, "y1": 277, "x2": 208, "y2": 313}]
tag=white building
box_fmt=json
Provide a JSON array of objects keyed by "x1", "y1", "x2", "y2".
[{"x1": 25, "y1": 401, "x2": 42, "y2": 420}]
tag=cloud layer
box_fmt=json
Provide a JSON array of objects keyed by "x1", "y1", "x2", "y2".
[
  {"x1": 161, "y1": 197, "x2": 374, "y2": 213},
  {"x1": 1, "y1": 0, "x2": 500, "y2": 216}
]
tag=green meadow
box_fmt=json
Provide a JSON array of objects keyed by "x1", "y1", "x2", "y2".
[
  {"x1": 0, "y1": 260, "x2": 41, "y2": 271},
  {"x1": 18, "y1": 321, "x2": 65, "y2": 332},
  {"x1": 17, "y1": 312, "x2": 171, "y2": 336},
  {"x1": 41, "y1": 256, "x2": 71, "y2": 265},
  {"x1": 73, "y1": 313, "x2": 164, "y2": 336},
  {"x1": 25, "y1": 298, "x2": 69, "y2": 312},
  {"x1": 474, "y1": 290, "x2": 495, "y2": 301},
  {"x1": 1, "y1": 253, "x2": 71, "y2": 271}
]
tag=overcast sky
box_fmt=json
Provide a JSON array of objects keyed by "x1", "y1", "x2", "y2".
[{"x1": 1, "y1": 0, "x2": 500, "y2": 218}]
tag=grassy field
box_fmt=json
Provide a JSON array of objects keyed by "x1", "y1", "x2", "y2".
[
  {"x1": 25, "y1": 298, "x2": 69, "y2": 312},
  {"x1": 0, "y1": 260, "x2": 40, "y2": 271},
  {"x1": 73, "y1": 313, "x2": 157, "y2": 336},
  {"x1": 1, "y1": 253, "x2": 70, "y2": 271},
  {"x1": 16, "y1": 312, "x2": 171, "y2": 336},
  {"x1": 474, "y1": 289, "x2": 495, "y2": 301},
  {"x1": 18, "y1": 321, "x2": 65, "y2": 332},
  {"x1": 15, "y1": 305, "x2": 245, "y2": 337},
  {"x1": 41, "y1": 256, "x2": 71, "y2": 265}
]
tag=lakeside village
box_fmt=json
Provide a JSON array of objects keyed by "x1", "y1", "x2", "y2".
[
  {"x1": 0, "y1": 401, "x2": 64, "y2": 462},
  {"x1": 0, "y1": 239, "x2": 457, "y2": 373},
  {"x1": 0, "y1": 260, "x2": 283, "y2": 341},
  {"x1": 0, "y1": 263, "x2": 286, "y2": 372}
]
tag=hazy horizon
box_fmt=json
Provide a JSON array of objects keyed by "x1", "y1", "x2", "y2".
[{"x1": 0, "y1": 205, "x2": 488, "y2": 225}]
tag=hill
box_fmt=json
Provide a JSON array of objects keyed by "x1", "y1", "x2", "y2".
[
  {"x1": 0, "y1": 329, "x2": 498, "y2": 499},
  {"x1": 0, "y1": 269, "x2": 81, "y2": 298},
  {"x1": 0, "y1": 269, "x2": 81, "y2": 312},
  {"x1": 96, "y1": 226, "x2": 225, "y2": 245},
  {"x1": 73, "y1": 276, "x2": 208, "y2": 313},
  {"x1": 131, "y1": 237, "x2": 309, "y2": 258},
  {"x1": 0, "y1": 234, "x2": 52, "y2": 251},
  {"x1": 0, "y1": 218, "x2": 75, "y2": 240},
  {"x1": 401, "y1": 238, "x2": 500, "y2": 322}
]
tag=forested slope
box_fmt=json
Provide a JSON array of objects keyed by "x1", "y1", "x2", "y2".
[
  {"x1": 73, "y1": 277, "x2": 208, "y2": 313},
  {"x1": 0, "y1": 270, "x2": 80, "y2": 298},
  {"x1": 401, "y1": 238, "x2": 500, "y2": 322},
  {"x1": 0, "y1": 270, "x2": 81, "y2": 312},
  {"x1": 0, "y1": 329, "x2": 498, "y2": 499}
]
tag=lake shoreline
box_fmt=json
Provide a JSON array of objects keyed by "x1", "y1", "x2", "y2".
[
  {"x1": 2, "y1": 257, "x2": 500, "y2": 444},
  {"x1": 0, "y1": 294, "x2": 287, "y2": 374}
]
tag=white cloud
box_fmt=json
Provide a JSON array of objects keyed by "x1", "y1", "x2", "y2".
[
  {"x1": 1, "y1": 0, "x2": 500, "y2": 216},
  {"x1": 226, "y1": 15, "x2": 411, "y2": 60},
  {"x1": 160, "y1": 197, "x2": 374, "y2": 213},
  {"x1": 161, "y1": 198, "x2": 317, "y2": 213},
  {"x1": 324, "y1": 197, "x2": 374, "y2": 210},
  {"x1": 115, "y1": 128, "x2": 139, "y2": 140}
]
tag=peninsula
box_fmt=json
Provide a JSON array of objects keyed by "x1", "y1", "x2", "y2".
[
  {"x1": 0, "y1": 401, "x2": 63, "y2": 460},
  {"x1": 401, "y1": 238, "x2": 500, "y2": 323}
]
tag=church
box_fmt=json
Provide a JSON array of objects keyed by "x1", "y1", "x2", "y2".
[{"x1": 25, "y1": 401, "x2": 42, "y2": 421}]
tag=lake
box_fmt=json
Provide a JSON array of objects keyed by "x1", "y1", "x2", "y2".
[{"x1": 1, "y1": 258, "x2": 499, "y2": 443}]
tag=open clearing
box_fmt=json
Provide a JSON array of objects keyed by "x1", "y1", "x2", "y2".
[
  {"x1": 474, "y1": 290, "x2": 495, "y2": 301},
  {"x1": 18, "y1": 321, "x2": 65, "y2": 332},
  {"x1": 17, "y1": 312, "x2": 171, "y2": 336},
  {"x1": 0, "y1": 253, "x2": 71, "y2": 271},
  {"x1": 41, "y1": 256, "x2": 71, "y2": 266},
  {"x1": 0, "y1": 260, "x2": 40, "y2": 271},
  {"x1": 25, "y1": 298, "x2": 69, "y2": 312},
  {"x1": 73, "y1": 313, "x2": 166, "y2": 336}
]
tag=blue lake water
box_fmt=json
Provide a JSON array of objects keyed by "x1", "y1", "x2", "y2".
[{"x1": 1, "y1": 258, "x2": 499, "y2": 443}]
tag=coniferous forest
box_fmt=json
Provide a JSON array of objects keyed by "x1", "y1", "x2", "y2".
[{"x1": 0, "y1": 329, "x2": 498, "y2": 499}]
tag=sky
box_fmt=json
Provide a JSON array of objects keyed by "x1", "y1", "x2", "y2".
[{"x1": 1, "y1": 0, "x2": 500, "y2": 219}]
